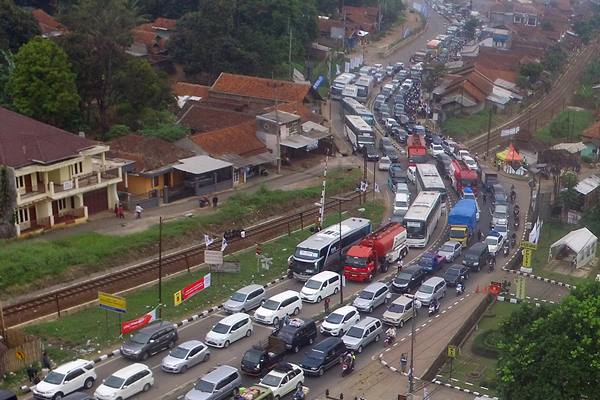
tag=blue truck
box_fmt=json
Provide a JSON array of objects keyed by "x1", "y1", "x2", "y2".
[
  {"x1": 448, "y1": 199, "x2": 478, "y2": 246},
  {"x1": 418, "y1": 252, "x2": 445, "y2": 274}
]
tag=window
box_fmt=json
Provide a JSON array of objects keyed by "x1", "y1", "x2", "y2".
[
  {"x1": 527, "y1": 17, "x2": 536, "y2": 26},
  {"x1": 15, "y1": 176, "x2": 25, "y2": 189},
  {"x1": 57, "y1": 198, "x2": 68, "y2": 211},
  {"x1": 65, "y1": 369, "x2": 84, "y2": 381},
  {"x1": 153, "y1": 176, "x2": 160, "y2": 187},
  {"x1": 70, "y1": 161, "x2": 84, "y2": 176},
  {"x1": 17, "y1": 208, "x2": 30, "y2": 224}
]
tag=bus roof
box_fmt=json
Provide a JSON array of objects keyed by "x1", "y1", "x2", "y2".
[
  {"x1": 416, "y1": 164, "x2": 445, "y2": 189},
  {"x1": 404, "y1": 192, "x2": 441, "y2": 221},
  {"x1": 296, "y1": 217, "x2": 371, "y2": 250},
  {"x1": 345, "y1": 115, "x2": 373, "y2": 132}
]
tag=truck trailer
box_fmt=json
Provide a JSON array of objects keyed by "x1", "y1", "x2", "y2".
[{"x1": 448, "y1": 199, "x2": 477, "y2": 245}]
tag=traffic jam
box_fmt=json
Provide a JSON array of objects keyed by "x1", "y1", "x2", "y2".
[{"x1": 26, "y1": 21, "x2": 525, "y2": 400}]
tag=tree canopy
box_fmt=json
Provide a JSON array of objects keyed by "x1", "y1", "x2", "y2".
[
  {"x1": 169, "y1": 0, "x2": 317, "y2": 80},
  {"x1": 7, "y1": 37, "x2": 80, "y2": 129},
  {"x1": 496, "y1": 282, "x2": 600, "y2": 400},
  {"x1": 0, "y1": 0, "x2": 40, "y2": 52}
]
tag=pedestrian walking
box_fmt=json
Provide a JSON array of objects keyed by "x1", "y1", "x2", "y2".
[
  {"x1": 42, "y1": 351, "x2": 52, "y2": 371},
  {"x1": 477, "y1": 229, "x2": 482, "y2": 242},
  {"x1": 212, "y1": 196, "x2": 218, "y2": 208},
  {"x1": 118, "y1": 204, "x2": 125, "y2": 219},
  {"x1": 324, "y1": 297, "x2": 330, "y2": 314},
  {"x1": 283, "y1": 314, "x2": 290, "y2": 326},
  {"x1": 114, "y1": 203, "x2": 119, "y2": 218},
  {"x1": 398, "y1": 259, "x2": 404, "y2": 274},
  {"x1": 482, "y1": 192, "x2": 487, "y2": 204},
  {"x1": 134, "y1": 203, "x2": 143, "y2": 219},
  {"x1": 400, "y1": 353, "x2": 408, "y2": 373}
]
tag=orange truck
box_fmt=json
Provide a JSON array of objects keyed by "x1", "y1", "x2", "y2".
[{"x1": 343, "y1": 223, "x2": 408, "y2": 282}]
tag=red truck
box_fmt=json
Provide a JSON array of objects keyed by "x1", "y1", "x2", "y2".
[
  {"x1": 407, "y1": 134, "x2": 427, "y2": 166},
  {"x1": 344, "y1": 223, "x2": 408, "y2": 282},
  {"x1": 449, "y1": 159, "x2": 478, "y2": 194}
]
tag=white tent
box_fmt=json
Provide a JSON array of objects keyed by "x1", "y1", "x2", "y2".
[{"x1": 549, "y1": 227, "x2": 598, "y2": 269}]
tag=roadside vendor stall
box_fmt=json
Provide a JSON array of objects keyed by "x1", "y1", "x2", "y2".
[{"x1": 496, "y1": 144, "x2": 526, "y2": 175}]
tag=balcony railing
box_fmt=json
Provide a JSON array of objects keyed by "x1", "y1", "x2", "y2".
[{"x1": 49, "y1": 168, "x2": 122, "y2": 195}]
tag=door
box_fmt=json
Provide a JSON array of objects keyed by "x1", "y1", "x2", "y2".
[
  {"x1": 83, "y1": 188, "x2": 108, "y2": 214},
  {"x1": 29, "y1": 206, "x2": 37, "y2": 226},
  {"x1": 163, "y1": 172, "x2": 171, "y2": 187},
  {"x1": 122, "y1": 374, "x2": 139, "y2": 399},
  {"x1": 24, "y1": 174, "x2": 32, "y2": 193}
]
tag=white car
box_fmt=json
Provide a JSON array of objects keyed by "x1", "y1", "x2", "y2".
[
  {"x1": 320, "y1": 305, "x2": 360, "y2": 337},
  {"x1": 258, "y1": 363, "x2": 304, "y2": 399},
  {"x1": 431, "y1": 144, "x2": 445, "y2": 156},
  {"x1": 94, "y1": 363, "x2": 153, "y2": 400},
  {"x1": 33, "y1": 359, "x2": 96, "y2": 400},
  {"x1": 205, "y1": 313, "x2": 253, "y2": 348},
  {"x1": 379, "y1": 156, "x2": 392, "y2": 171},
  {"x1": 458, "y1": 149, "x2": 471, "y2": 160},
  {"x1": 463, "y1": 155, "x2": 479, "y2": 171},
  {"x1": 485, "y1": 233, "x2": 505, "y2": 256}
]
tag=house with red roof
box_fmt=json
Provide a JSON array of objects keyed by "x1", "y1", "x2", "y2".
[
  {"x1": 127, "y1": 17, "x2": 177, "y2": 64},
  {"x1": 0, "y1": 107, "x2": 123, "y2": 237},
  {"x1": 31, "y1": 9, "x2": 67, "y2": 38}
]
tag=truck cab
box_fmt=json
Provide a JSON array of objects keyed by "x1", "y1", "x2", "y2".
[{"x1": 344, "y1": 245, "x2": 379, "y2": 282}]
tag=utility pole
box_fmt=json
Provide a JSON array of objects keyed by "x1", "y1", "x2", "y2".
[
  {"x1": 332, "y1": 196, "x2": 351, "y2": 304},
  {"x1": 363, "y1": 150, "x2": 368, "y2": 204},
  {"x1": 0, "y1": 300, "x2": 6, "y2": 343},
  {"x1": 158, "y1": 216, "x2": 163, "y2": 318},
  {"x1": 486, "y1": 106, "x2": 492, "y2": 160},
  {"x1": 409, "y1": 302, "x2": 417, "y2": 395}
]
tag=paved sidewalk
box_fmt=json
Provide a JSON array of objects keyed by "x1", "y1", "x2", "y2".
[{"x1": 32, "y1": 156, "x2": 361, "y2": 241}]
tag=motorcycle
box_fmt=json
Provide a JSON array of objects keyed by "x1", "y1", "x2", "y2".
[
  {"x1": 384, "y1": 333, "x2": 396, "y2": 347},
  {"x1": 428, "y1": 301, "x2": 440, "y2": 316},
  {"x1": 510, "y1": 234, "x2": 517, "y2": 248},
  {"x1": 502, "y1": 242, "x2": 510, "y2": 257},
  {"x1": 341, "y1": 357, "x2": 354, "y2": 376},
  {"x1": 488, "y1": 257, "x2": 496, "y2": 272},
  {"x1": 456, "y1": 282, "x2": 464, "y2": 296},
  {"x1": 293, "y1": 390, "x2": 306, "y2": 400},
  {"x1": 514, "y1": 216, "x2": 520, "y2": 229}
]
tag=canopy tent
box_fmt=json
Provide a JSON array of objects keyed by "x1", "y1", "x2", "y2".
[
  {"x1": 496, "y1": 144, "x2": 522, "y2": 162},
  {"x1": 549, "y1": 227, "x2": 597, "y2": 269}
]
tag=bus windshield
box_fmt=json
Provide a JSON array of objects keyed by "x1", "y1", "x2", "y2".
[
  {"x1": 405, "y1": 220, "x2": 425, "y2": 239},
  {"x1": 294, "y1": 248, "x2": 319, "y2": 260}
]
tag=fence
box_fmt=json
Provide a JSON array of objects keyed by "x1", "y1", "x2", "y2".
[{"x1": 0, "y1": 330, "x2": 42, "y2": 375}]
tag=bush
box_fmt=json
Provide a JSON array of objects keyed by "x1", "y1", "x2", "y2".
[{"x1": 471, "y1": 329, "x2": 501, "y2": 359}]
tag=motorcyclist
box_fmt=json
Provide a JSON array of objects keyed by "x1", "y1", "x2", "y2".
[
  {"x1": 456, "y1": 281, "x2": 464, "y2": 294},
  {"x1": 429, "y1": 298, "x2": 438, "y2": 313},
  {"x1": 293, "y1": 385, "x2": 305, "y2": 400},
  {"x1": 385, "y1": 326, "x2": 397, "y2": 343},
  {"x1": 343, "y1": 351, "x2": 355, "y2": 370}
]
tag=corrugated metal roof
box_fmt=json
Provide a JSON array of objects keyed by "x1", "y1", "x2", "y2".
[
  {"x1": 550, "y1": 227, "x2": 597, "y2": 254},
  {"x1": 575, "y1": 175, "x2": 600, "y2": 195}
]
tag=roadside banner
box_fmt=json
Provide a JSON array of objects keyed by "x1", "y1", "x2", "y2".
[
  {"x1": 204, "y1": 234, "x2": 214, "y2": 248},
  {"x1": 515, "y1": 276, "x2": 527, "y2": 300},
  {"x1": 175, "y1": 273, "x2": 212, "y2": 306},
  {"x1": 98, "y1": 292, "x2": 127, "y2": 314},
  {"x1": 500, "y1": 126, "x2": 520, "y2": 137},
  {"x1": 121, "y1": 307, "x2": 157, "y2": 335}
]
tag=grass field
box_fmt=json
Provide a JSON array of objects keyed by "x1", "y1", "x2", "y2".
[
  {"x1": 437, "y1": 301, "x2": 517, "y2": 396},
  {"x1": 0, "y1": 168, "x2": 361, "y2": 297},
  {"x1": 22, "y1": 201, "x2": 385, "y2": 363},
  {"x1": 535, "y1": 109, "x2": 594, "y2": 143},
  {"x1": 441, "y1": 109, "x2": 507, "y2": 141}
]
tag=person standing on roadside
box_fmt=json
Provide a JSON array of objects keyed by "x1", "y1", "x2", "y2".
[{"x1": 135, "y1": 203, "x2": 143, "y2": 219}]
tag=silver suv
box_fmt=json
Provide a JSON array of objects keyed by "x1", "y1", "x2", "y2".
[
  {"x1": 353, "y1": 282, "x2": 389, "y2": 313},
  {"x1": 223, "y1": 284, "x2": 266, "y2": 313},
  {"x1": 185, "y1": 365, "x2": 241, "y2": 400},
  {"x1": 341, "y1": 317, "x2": 383, "y2": 353}
]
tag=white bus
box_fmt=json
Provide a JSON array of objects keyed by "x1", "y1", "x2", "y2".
[
  {"x1": 344, "y1": 115, "x2": 375, "y2": 152},
  {"x1": 415, "y1": 163, "x2": 447, "y2": 206},
  {"x1": 403, "y1": 191, "x2": 442, "y2": 248},
  {"x1": 354, "y1": 75, "x2": 374, "y2": 103},
  {"x1": 341, "y1": 84, "x2": 360, "y2": 101},
  {"x1": 330, "y1": 73, "x2": 355, "y2": 100},
  {"x1": 291, "y1": 217, "x2": 372, "y2": 280},
  {"x1": 342, "y1": 97, "x2": 375, "y2": 125}
]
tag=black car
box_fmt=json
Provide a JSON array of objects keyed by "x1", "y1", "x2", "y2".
[
  {"x1": 463, "y1": 242, "x2": 490, "y2": 272},
  {"x1": 300, "y1": 337, "x2": 347, "y2": 377},
  {"x1": 391, "y1": 265, "x2": 426, "y2": 293},
  {"x1": 364, "y1": 144, "x2": 380, "y2": 162},
  {"x1": 434, "y1": 153, "x2": 452, "y2": 178},
  {"x1": 271, "y1": 318, "x2": 317, "y2": 353},
  {"x1": 392, "y1": 128, "x2": 408, "y2": 144},
  {"x1": 120, "y1": 320, "x2": 178, "y2": 361},
  {"x1": 385, "y1": 148, "x2": 400, "y2": 163},
  {"x1": 443, "y1": 264, "x2": 470, "y2": 286}
]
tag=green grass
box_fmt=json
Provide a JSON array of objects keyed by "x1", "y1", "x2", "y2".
[
  {"x1": 535, "y1": 109, "x2": 594, "y2": 143},
  {"x1": 22, "y1": 200, "x2": 385, "y2": 359},
  {"x1": 0, "y1": 168, "x2": 361, "y2": 297},
  {"x1": 531, "y1": 221, "x2": 598, "y2": 285},
  {"x1": 437, "y1": 301, "x2": 517, "y2": 395},
  {"x1": 441, "y1": 109, "x2": 507, "y2": 140}
]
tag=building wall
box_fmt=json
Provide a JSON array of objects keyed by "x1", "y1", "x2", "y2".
[
  {"x1": 126, "y1": 174, "x2": 154, "y2": 196},
  {"x1": 124, "y1": 171, "x2": 184, "y2": 196}
]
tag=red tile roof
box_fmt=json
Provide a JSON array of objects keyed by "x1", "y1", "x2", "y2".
[
  {"x1": 0, "y1": 107, "x2": 95, "y2": 168},
  {"x1": 32, "y1": 9, "x2": 66, "y2": 36},
  {"x1": 211, "y1": 73, "x2": 311, "y2": 104},
  {"x1": 191, "y1": 121, "x2": 267, "y2": 157},
  {"x1": 173, "y1": 82, "x2": 210, "y2": 98},
  {"x1": 267, "y1": 102, "x2": 324, "y2": 124},
  {"x1": 152, "y1": 17, "x2": 177, "y2": 30},
  {"x1": 342, "y1": 5, "x2": 379, "y2": 29},
  {"x1": 177, "y1": 103, "x2": 254, "y2": 133},
  {"x1": 132, "y1": 29, "x2": 166, "y2": 48},
  {"x1": 108, "y1": 134, "x2": 193, "y2": 173},
  {"x1": 583, "y1": 121, "x2": 600, "y2": 140}
]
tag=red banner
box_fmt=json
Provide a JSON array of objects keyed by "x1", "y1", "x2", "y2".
[
  {"x1": 182, "y1": 273, "x2": 211, "y2": 301},
  {"x1": 121, "y1": 308, "x2": 157, "y2": 335}
]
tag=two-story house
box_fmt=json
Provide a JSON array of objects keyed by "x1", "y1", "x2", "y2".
[{"x1": 0, "y1": 107, "x2": 122, "y2": 237}]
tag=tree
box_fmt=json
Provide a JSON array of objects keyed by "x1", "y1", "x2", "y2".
[
  {"x1": 541, "y1": 44, "x2": 566, "y2": 73},
  {"x1": 0, "y1": 165, "x2": 17, "y2": 239},
  {"x1": 0, "y1": 49, "x2": 14, "y2": 106},
  {"x1": 463, "y1": 17, "x2": 479, "y2": 41},
  {"x1": 137, "y1": 0, "x2": 198, "y2": 19},
  {"x1": 7, "y1": 37, "x2": 80, "y2": 128},
  {"x1": 558, "y1": 171, "x2": 581, "y2": 210},
  {"x1": 519, "y1": 62, "x2": 543, "y2": 84},
  {"x1": 0, "y1": 0, "x2": 40, "y2": 52},
  {"x1": 60, "y1": 0, "x2": 142, "y2": 132},
  {"x1": 422, "y1": 63, "x2": 446, "y2": 93},
  {"x1": 496, "y1": 282, "x2": 600, "y2": 400}
]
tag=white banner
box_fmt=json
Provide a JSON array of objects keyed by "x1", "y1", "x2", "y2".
[{"x1": 500, "y1": 126, "x2": 520, "y2": 137}]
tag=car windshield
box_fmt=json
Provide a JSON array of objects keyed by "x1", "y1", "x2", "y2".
[
  {"x1": 276, "y1": 326, "x2": 298, "y2": 342},
  {"x1": 388, "y1": 303, "x2": 405, "y2": 313},
  {"x1": 465, "y1": 252, "x2": 479, "y2": 261},
  {"x1": 486, "y1": 237, "x2": 499, "y2": 246},
  {"x1": 346, "y1": 255, "x2": 367, "y2": 267},
  {"x1": 396, "y1": 200, "x2": 408, "y2": 208},
  {"x1": 212, "y1": 323, "x2": 230, "y2": 334},
  {"x1": 130, "y1": 332, "x2": 151, "y2": 344},
  {"x1": 261, "y1": 300, "x2": 279, "y2": 311},
  {"x1": 260, "y1": 374, "x2": 283, "y2": 388},
  {"x1": 493, "y1": 211, "x2": 506, "y2": 219},
  {"x1": 405, "y1": 220, "x2": 425, "y2": 239},
  {"x1": 440, "y1": 244, "x2": 454, "y2": 252},
  {"x1": 305, "y1": 349, "x2": 325, "y2": 361},
  {"x1": 194, "y1": 379, "x2": 215, "y2": 393},
  {"x1": 104, "y1": 375, "x2": 125, "y2": 389},
  {"x1": 346, "y1": 326, "x2": 365, "y2": 338},
  {"x1": 243, "y1": 350, "x2": 262, "y2": 363},
  {"x1": 359, "y1": 290, "x2": 375, "y2": 300},
  {"x1": 450, "y1": 228, "x2": 466, "y2": 239},
  {"x1": 446, "y1": 268, "x2": 460, "y2": 278},
  {"x1": 230, "y1": 292, "x2": 247, "y2": 302},
  {"x1": 326, "y1": 312, "x2": 345, "y2": 324},
  {"x1": 395, "y1": 272, "x2": 412, "y2": 283},
  {"x1": 304, "y1": 279, "x2": 322, "y2": 290},
  {"x1": 43, "y1": 371, "x2": 65, "y2": 385},
  {"x1": 170, "y1": 346, "x2": 190, "y2": 359},
  {"x1": 419, "y1": 284, "x2": 434, "y2": 294}
]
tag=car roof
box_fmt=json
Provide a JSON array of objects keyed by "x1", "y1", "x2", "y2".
[
  {"x1": 467, "y1": 242, "x2": 487, "y2": 252},
  {"x1": 235, "y1": 284, "x2": 264, "y2": 295},
  {"x1": 402, "y1": 264, "x2": 423, "y2": 274},
  {"x1": 447, "y1": 264, "x2": 465, "y2": 272},
  {"x1": 313, "y1": 336, "x2": 343, "y2": 351},
  {"x1": 422, "y1": 276, "x2": 445, "y2": 285},
  {"x1": 362, "y1": 282, "x2": 388, "y2": 292},
  {"x1": 352, "y1": 316, "x2": 381, "y2": 328},
  {"x1": 268, "y1": 290, "x2": 300, "y2": 302},
  {"x1": 219, "y1": 312, "x2": 250, "y2": 325},
  {"x1": 266, "y1": 363, "x2": 301, "y2": 377},
  {"x1": 331, "y1": 305, "x2": 357, "y2": 315},
  {"x1": 138, "y1": 320, "x2": 174, "y2": 334},
  {"x1": 202, "y1": 365, "x2": 238, "y2": 383},
  {"x1": 308, "y1": 271, "x2": 339, "y2": 281},
  {"x1": 392, "y1": 295, "x2": 413, "y2": 306},
  {"x1": 178, "y1": 340, "x2": 205, "y2": 350},
  {"x1": 53, "y1": 359, "x2": 92, "y2": 374},
  {"x1": 442, "y1": 240, "x2": 459, "y2": 246},
  {"x1": 112, "y1": 363, "x2": 150, "y2": 378}
]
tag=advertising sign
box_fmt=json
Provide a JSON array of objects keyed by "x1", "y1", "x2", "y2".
[
  {"x1": 515, "y1": 276, "x2": 527, "y2": 300},
  {"x1": 204, "y1": 250, "x2": 224, "y2": 265},
  {"x1": 522, "y1": 249, "x2": 532, "y2": 268},
  {"x1": 174, "y1": 273, "x2": 212, "y2": 306},
  {"x1": 98, "y1": 292, "x2": 127, "y2": 314},
  {"x1": 121, "y1": 308, "x2": 157, "y2": 335}
]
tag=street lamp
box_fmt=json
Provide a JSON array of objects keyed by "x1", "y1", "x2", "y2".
[{"x1": 332, "y1": 195, "x2": 351, "y2": 304}]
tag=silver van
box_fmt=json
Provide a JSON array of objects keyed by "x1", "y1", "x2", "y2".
[
  {"x1": 352, "y1": 282, "x2": 389, "y2": 313},
  {"x1": 382, "y1": 295, "x2": 416, "y2": 327},
  {"x1": 223, "y1": 284, "x2": 266, "y2": 313},
  {"x1": 341, "y1": 317, "x2": 383, "y2": 353},
  {"x1": 184, "y1": 365, "x2": 241, "y2": 400},
  {"x1": 415, "y1": 277, "x2": 446, "y2": 306}
]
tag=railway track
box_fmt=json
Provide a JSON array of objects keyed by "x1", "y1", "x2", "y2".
[{"x1": 2, "y1": 191, "x2": 365, "y2": 328}]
